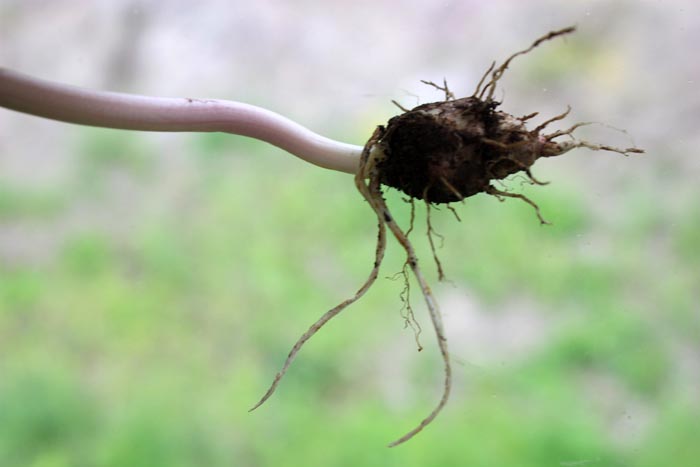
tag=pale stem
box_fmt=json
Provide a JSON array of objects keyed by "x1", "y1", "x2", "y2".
[{"x1": 0, "y1": 68, "x2": 362, "y2": 174}]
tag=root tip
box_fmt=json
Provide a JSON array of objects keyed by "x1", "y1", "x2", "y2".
[{"x1": 248, "y1": 398, "x2": 267, "y2": 412}]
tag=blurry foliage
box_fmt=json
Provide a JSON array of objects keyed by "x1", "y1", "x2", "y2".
[
  {"x1": 75, "y1": 129, "x2": 154, "y2": 182},
  {"x1": 0, "y1": 128, "x2": 698, "y2": 466},
  {"x1": 0, "y1": 370, "x2": 97, "y2": 467},
  {"x1": 0, "y1": 184, "x2": 67, "y2": 220}
]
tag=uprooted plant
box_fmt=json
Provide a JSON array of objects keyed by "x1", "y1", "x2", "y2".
[
  {"x1": 0, "y1": 26, "x2": 642, "y2": 447},
  {"x1": 247, "y1": 26, "x2": 642, "y2": 446}
]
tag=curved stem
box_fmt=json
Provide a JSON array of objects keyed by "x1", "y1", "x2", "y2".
[{"x1": 0, "y1": 68, "x2": 362, "y2": 174}]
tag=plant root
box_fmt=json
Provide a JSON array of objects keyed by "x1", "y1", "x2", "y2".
[
  {"x1": 391, "y1": 100, "x2": 411, "y2": 113},
  {"x1": 396, "y1": 261, "x2": 423, "y2": 352},
  {"x1": 486, "y1": 184, "x2": 551, "y2": 225},
  {"x1": 447, "y1": 204, "x2": 461, "y2": 222},
  {"x1": 533, "y1": 106, "x2": 571, "y2": 133},
  {"x1": 480, "y1": 26, "x2": 576, "y2": 101},
  {"x1": 404, "y1": 196, "x2": 416, "y2": 237},
  {"x1": 251, "y1": 25, "x2": 644, "y2": 448},
  {"x1": 421, "y1": 78, "x2": 455, "y2": 101},
  {"x1": 549, "y1": 139, "x2": 645, "y2": 157},
  {"x1": 519, "y1": 111, "x2": 540, "y2": 122},
  {"x1": 370, "y1": 178, "x2": 452, "y2": 448},
  {"x1": 249, "y1": 128, "x2": 388, "y2": 412},
  {"x1": 425, "y1": 201, "x2": 446, "y2": 281},
  {"x1": 353, "y1": 128, "x2": 453, "y2": 447}
]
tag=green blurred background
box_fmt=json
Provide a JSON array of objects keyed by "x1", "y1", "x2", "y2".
[{"x1": 1, "y1": 1, "x2": 698, "y2": 466}]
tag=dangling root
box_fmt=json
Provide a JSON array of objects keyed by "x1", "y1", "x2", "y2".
[
  {"x1": 251, "y1": 25, "x2": 641, "y2": 447},
  {"x1": 249, "y1": 128, "x2": 387, "y2": 412},
  {"x1": 425, "y1": 201, "x2": 446, "y2": 281},
  {"x1": 551, "y1": 139, "x2": 645, "y2": 157},
  {"x1": 396, "y1": 261, "x2": 423, "y2": 352},
  {"x1": 519, "y1": 111, "x2": 539, "y2": 122},
  {"x1": 521, "y1": 167, "x2": 548, "y2": 186},
  {"x1": 447, "y1": 205, "x2": 461, "y2": 222},
  {"x1": 421, "y1": 78, "x2": 455, "y2": 101},
  {"x1": 542, "y1": 120, "x2": 645, "y2": 156},
  {"x1": 533, "y1": 106, "x2": 571, "y2": 133},
  {"x1": 545, "y1": 121, "x2": 594, "y2": 141},
  {"x1": 391, "y1": 100, "x2": 411, "y2": 113},
  {"x1": 405, "y1": 197, "x2": 416, "y2": 237},
  {"x1": 370, "y1": 190, "x2": 452, "y2": 447},
  {"x1": 473, "y1": 61, "x2": 495, "y2": 98},
  {"x1": 486, "y1": 184, "x2": 551, "y2": 225},
  {"x1": 355, "y1": 136, "x2": 452, "y2": 447},
  {"x1": 480, "y1": 26, "x2": 576, "y2": 101}
]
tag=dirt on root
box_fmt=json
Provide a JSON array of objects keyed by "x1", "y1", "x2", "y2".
[
  {"x1": 377, "y1": 96, "x2": 554, "y2": 204},
  {"x1": 252, "y1": 25, "x2": 644, "y2": 448}
]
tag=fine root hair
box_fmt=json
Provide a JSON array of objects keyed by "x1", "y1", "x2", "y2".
[
  {"x1": 421, "y1": 78, "x2": 456, "y2": 101},
  {"x1": 486, "y1": 184, "x2": 551, "y2": 225}
]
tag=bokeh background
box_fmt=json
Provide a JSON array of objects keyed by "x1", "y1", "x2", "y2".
[{"x1": 1, "y1": 1, "x2": 698, "y2": 466}]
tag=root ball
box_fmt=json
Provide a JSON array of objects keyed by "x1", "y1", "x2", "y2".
[{"x1": 377, "y1": 97, "x2": 561, "y2": 204}]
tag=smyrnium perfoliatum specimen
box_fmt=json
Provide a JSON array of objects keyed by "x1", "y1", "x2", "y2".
[{"x1": 251, "y1": 26, "x2": 643, "y2": 447}]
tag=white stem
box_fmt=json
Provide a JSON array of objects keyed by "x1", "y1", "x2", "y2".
[{"x1": 0, "y1": 68, "x2": 362, "y2": 174}]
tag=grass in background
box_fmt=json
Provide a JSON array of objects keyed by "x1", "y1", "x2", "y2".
[{"x1": 0, "y1": 129, "x2": 698, "y2": 466}]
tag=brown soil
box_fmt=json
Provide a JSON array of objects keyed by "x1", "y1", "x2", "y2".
[{"x1": 378, "y1": 97, "x2": 533, "y2": 203}]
